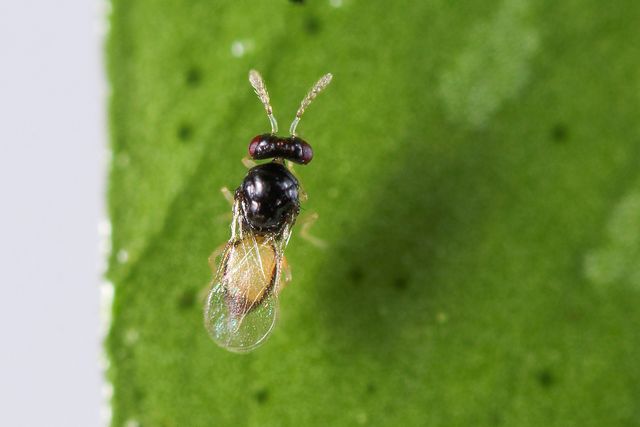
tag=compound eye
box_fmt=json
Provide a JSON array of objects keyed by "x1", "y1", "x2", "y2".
[
  {"x1": 249, "y1": 134, "x2": 275, "y2": 158},
  {"x1": 290, "y1": 136, "x2": 313, "y2": 164}
]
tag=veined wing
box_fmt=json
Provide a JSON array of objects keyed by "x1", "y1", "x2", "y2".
[{"x1": 204, "y1": 232, "x2": 288, "y2": 353}]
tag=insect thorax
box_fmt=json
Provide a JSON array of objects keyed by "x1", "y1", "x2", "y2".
[{"x1": 237, "y1": 162, "x2": 300, "y2": 234}]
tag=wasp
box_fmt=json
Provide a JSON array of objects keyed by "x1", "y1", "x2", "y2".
[{"x1": 204, "y1": 70, "x2": 333, "y2": 352}]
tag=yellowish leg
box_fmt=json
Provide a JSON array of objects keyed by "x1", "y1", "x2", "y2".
[
  {"x1": 200, "y1": 241, "x2": 229, "y2": 303},
  {"x1": 215, "y1": 187, "x2": 235, "y2": 223},
  {"x1": 299, "y1": 187, "x2": 309, "y2": 202},
  {"x1": 286, "y1": 160, "x2": 296, "y2": 174},
  {"x1": 209, "y1": 187, "x2": 234, "y2": 273},
  {"x1": 282, "y1": 256, "x2": 292, "y2": 283},
  {"x1": 299, "y1": 212, "x2": 327, "y2": 249},
  {"x1": 208, "y1": 242, "x2": 228, "y2": 271},
  {"x1": 242, "y1": 157, "x2": 257, "y2": 169},
  {"x1": 276, "y1": 256, "x2": 293, "y2": 294},
  {"x1": 221, "y1": 186, "x2": 234, "y2": 206},
  {"x1": 286, "y1": 161, "x2": 308, "y2": 201}
]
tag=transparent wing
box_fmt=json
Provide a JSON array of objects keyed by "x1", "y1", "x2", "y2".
[{"x1": 204, "y1": 232, "x2": 286, "y2": 353}]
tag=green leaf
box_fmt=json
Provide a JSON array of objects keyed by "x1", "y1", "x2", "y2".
[{"x1": 106, "y1": 0, "x2": 640, "y2": 425}]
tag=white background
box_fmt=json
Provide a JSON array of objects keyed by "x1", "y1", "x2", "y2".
[{"x1": 0, "y1": 1, "x2": 104, "y2": 426}]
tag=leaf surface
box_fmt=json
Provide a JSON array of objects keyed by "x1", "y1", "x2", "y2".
[{"x1": 107, "y1": 1, "x2": 640, "y2": 425}]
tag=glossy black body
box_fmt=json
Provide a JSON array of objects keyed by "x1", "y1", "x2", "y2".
[
  {"x1": 249, "y1": 134, "x2": 314, "y2": 164},
  {"x1": 237, "y1": 162, "x2": 300, "y2": 233}
]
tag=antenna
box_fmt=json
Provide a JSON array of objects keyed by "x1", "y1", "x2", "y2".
[
  {"x1": 249, "y1": 70, "x2": 278, "y2": 134},
  {"x1": 289, "y1": 73, "x2": 333, "y2": 136}
]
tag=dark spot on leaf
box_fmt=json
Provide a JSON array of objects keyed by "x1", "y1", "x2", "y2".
[
  {"x1": 366, "y1": 383, "x2": 376, "y2": 394},
  {"x1": 393, "y1": 276, "x2": 408, "y2": 291},
  {"x1": 254, "y1": 388, "x2": 269, "y2": 404},
  {"x1": 304, "y1": 16, "x2": 321, "y2": 34},
  {"x1": 177, "y1": 288, "x2": 197, "y2": 310},
  {"x1": 565, "y1": 307, "x2": 584, "y2": 322},
  {"x1": 177, "y1": 123, "x2": 193, "y2": 142},
  {"x1": 185, "y1": 67, "x2": 202, "y2": 86},
  {"x1": 490, "y1": 410, "x2": 503, "y2": 425},
  {"x1": 536, "y1": 368, "x2": 556, "y2": 388},
  {"x1": 290, "y1": 0, "x2": 304, "y2": 3},
  {"x1": 348, "y1": 266, "x2": 364, "y2": 285},
  {"x1": 550, "y1": 123, "x2": 569, "y2": 143}
]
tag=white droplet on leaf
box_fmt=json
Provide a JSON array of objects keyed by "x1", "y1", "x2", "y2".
[
  {"x1": 117, "y1": 249, "x2": 129, "y2": 263},
  {"x1": 231, "y1": 41, "x2": 245, "y2": 57}
]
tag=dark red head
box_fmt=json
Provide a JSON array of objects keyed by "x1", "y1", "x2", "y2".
[{"x1": 248, "y1": 134, "x2": 314, "y2": 165}]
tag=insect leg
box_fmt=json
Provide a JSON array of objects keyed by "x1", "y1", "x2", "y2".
[
  {"x1": 286, "y1": 160, "x2": 296, "y2": 174},
  {"x1": 241, "y1": 157, "x2": 257, "y2": 169},
  {"x1": 274, "y1": 256, "x2": 292, "y2": 295},
  {"x1": 299, "y1": 212, "x2": 327, "y2": 249},
  {"x1": 215, "y1": 188, "x2": 235, "y2": 223},
  {"x1": 282, "y1": 256, "x2": 292, "y2": 284},
  {"x1": 208, "y1": 242, "x2": 228, "y2": 270},
  {"x1": 299, "y1": 187, "x2": 308, "y2": 202},
  {"x1": 221, "y1": 187, "x2": 235, "y2": 206},
  {"x1": 286, "y1": 161, "x2": 308, "y2": 201}
]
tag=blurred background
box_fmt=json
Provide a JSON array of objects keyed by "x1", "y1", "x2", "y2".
[
  {"x1": 2, "y1": 1, "x2": 640, "y2": 426},
  {"x1": 0, "y1": 1, "x2": 104, "y2": 426}
]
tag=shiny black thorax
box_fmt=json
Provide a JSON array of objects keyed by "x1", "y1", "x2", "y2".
[{"x1": 236, "y1": 162, "x2": 300, "y2": 234}]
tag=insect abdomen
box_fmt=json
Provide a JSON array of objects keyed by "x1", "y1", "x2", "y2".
[{"x1": 222, "y1": 236, "x2": 278, "y2": 316}]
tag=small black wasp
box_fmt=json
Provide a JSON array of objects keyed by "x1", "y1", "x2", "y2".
[{"x1": 204, "y1": 70, "x2": 332, "y2": 352}]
